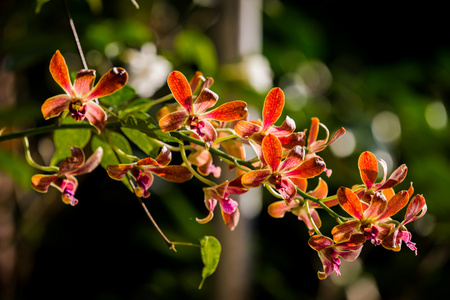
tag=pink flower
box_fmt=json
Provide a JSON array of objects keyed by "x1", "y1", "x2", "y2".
[
  {"x1": 106, "y1": 146, "x2": 193, "y2": 198},
  {"x1": 41, "y1": 50, "x2": 128, "y2": 133},
  {"x1": 197, "y1": 176, "x2": 248, "y2": 231},
  {"x1": 31, "y1": 147, "x2": 103, "y2": 206}
]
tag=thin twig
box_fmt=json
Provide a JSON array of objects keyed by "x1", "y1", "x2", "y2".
[{"x1": 63, "y1": 0, "x2": 88, "y2": 69}]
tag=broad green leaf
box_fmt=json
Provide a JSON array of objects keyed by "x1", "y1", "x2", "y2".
[
  {"x1": 118, "y1": 98, "x2": 154, "y2": 118},
  {"x1": 50, "y1": 118, "x2": 91, "y2": 166},
  {"x1": 123, "y1": 116, "x2": 181, "y2": 144},
  {"x1": 121, "y1": 127, "x2": 160, "y2": 157},
  {"x1": 91, "y1": 132, "x2": 133, "y2": 191},
  {"x1": 199, "y1": 236, "x2": 221, "y2": 289},
  {"x1": 101, "y1": 85, "x2": 136, "y2": 106}
]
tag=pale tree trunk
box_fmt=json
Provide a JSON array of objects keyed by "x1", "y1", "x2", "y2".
[{"x1": 211, "y1": 1, "x2": 263, "y2": 299}]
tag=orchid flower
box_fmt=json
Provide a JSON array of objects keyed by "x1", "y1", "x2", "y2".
[
  {"x1": 355, "y1": 151, "x2": 408, "y2": 203},
  {"x1": 241, "y1": 134, "x2": 325, "y2": 203},
  {"x1": 308, "y1": 235, "x2": 363, "y2": 279},
  {"x1": 234, "y1": 87, "x2": 305, "y2": 157},
  {"x1": 381, "y1": 194, "x2": 427, "y2": 255},
  {"x1": 41, "y1": 50, "x2": 128, "y2": 133},
  {"x1": 158, "y1": 71, "x2": 248, "y2": 148},
  {"x1": 31, "y1": 146, "x2": 103, "y2": 206},
  {"x1": 331, "y1": 185, "x2": 420, "y2": 247},
  {"x1": 306, "y1": 117, "x2": 346, "y2": 177},
  {"x1": 268, "y1": 178, "x2": 338, "y2": 235},
  {"x1": 106, "y1": 146, "x2": 193, "y2": 198},
  {"x1": 197, "y1": 176, "x2": 248, "y2": 231}
]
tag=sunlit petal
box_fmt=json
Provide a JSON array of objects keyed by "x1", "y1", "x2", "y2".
[
  {"x1": 337, "y1": 187, "x2": 364, "y2": 220},
  {"x1": 284, "y1": 156, "x2": 325, "y2": 178},
  {"x1": 262, "y1": 134, "x2": 282, "y2": 172},
  {"x1": 241, "y1": 169, "x2": 271, "y2": 188},
  {"x1": 155, "y1": 146, "x2": 172, "y2": 166},
  {"x1": 234, "y1": 120, "x2": 262, "y2": 139},
  {"x1": 193, "y1": 88, "x2": 218, "y2": 114},
  {"x1": 73, "y1": 69, "x2": 96, "y2": 98},
  {"x1": 377, "y1": 164, "x2": 408, "y2": 190},
  {"x1": 403, "y1": 194, "x2": 427, "y2": 225},
  {"x1": 86, "y1": 67, "x2": 128, "y2": 101},
  {"x1": 84, "y1": 101, "x2": 107, "y2": 133},
  {"x1": 158, "y1": 111, "x2": 189, "y2": 132},
  {"x1": 49, "y1": 50, "x2": 74, "y2": 96},
  {"x1": 379, "y1": 190, "x2": 409, "y2": 219},
  {"x1": 167, "y1": 70, "x2": 193, "y2": 113},
  {"x1": 149, "y1": 165, "x2": 193, "y2": 182},
  {"x1": 267, "y1": 200, "x2": 296, "y2": 218},
  {"x1": 41, "y1": 95, "x2": 71, "y2": 119},
  {"x1": 262, "y1": 87, "x2": 284, "y2": 132},
  {"x1": 266, "y1": 116, "x2": 296, "y2": 136},
  {"x1": 279, "y1": 145, "x2": 305, "y2": 171},
  {"x1": 358, "y1": 151, "x2": 378, "y2": 189},
  {"x1": 201, "y1": 100, "x2": 248, "y2": 122}
]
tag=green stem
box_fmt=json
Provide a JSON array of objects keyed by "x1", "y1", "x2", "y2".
[
  {"x1": 171, "y1": 131, "x2": 255, "y2": 170},
  {"x1": 0, "y1": 122, "x2": 123, "y2": 143},
  {"x1": 305, "y1": 199, "x2": 322, "y2": 235},
  {"x1": 23, "y1": 137, "x2": 59, "y2": 172},
  {"x1": 179, "y1": 143, "x2": 216, "y2": 187},
  {"x1": 171, "y1": 241, "x2": 201, "y2": 248},
  {"x1": 296, "y1": 188, "x2": 344, "y2": 224}
]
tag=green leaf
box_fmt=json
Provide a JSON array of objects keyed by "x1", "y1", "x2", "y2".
[
  {"x1": 199, "y1": 236, "x2": 221, "y2": 289},
  {"x1": 118, "y1": 98, "x2": 153, "y2": 118},
  {"x1": 100, "y1": 85, "x2": 136, "y2": 106},
  {"x1": 123, "y1": 116, "x2": 181, "y2": 144},
  {"x1": 91, "y1": 132, "x2": 133, "y2": 191},
  {"x1": 121, "y1": 127, "x2": 160, "y2": 157},
  {"x1": 50, "y1": 118, "x2": 91, "y2": 166}
]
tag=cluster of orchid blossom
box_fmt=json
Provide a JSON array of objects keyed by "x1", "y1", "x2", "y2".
[{"x1": 27, "y1": 50, "x2": 427, "y2": 280}]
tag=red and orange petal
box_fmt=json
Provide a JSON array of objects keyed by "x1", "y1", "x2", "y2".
[
  {"x1": 222, "y1": 208, "x2": 240, "y2": 231},
  {"x1": 86, "y1": 67, "x2": 128, "y2": 101},
  {"x1": 49, "y1": 50, "x2": 74, "y2": 97},
  {"x1": 31, "y1": 174, "x2": 58, "y2": 192},
  {"x1": 358, "y1": 151, "x2": 379, "y2": 189},
  {"x1": 337, "y1": 187, "x2": 364, "y2": 220},
  {"x1": 158, "y1": 111, "x2": 189, "y2": 132},
  {"x1": 106, "y1": 164, "x2": 134, "y2": 180},
  {"x1": 403, "y1": 194, "x2": 427, "y2": 225},
  {"x1": 148, "y1": 165, "x2": 193, "y2": 183},
  {"x1": 58, "y1": 147, "x2": 85, "y2": 175},
  {"x1": 278, "y1": 146, "x2": 305, "y2": 172},
  {"x1": 84, "y1": 101, "x2": 107, "y2": 133},
  {"x1": 72, "y1": 147, "x2": 103, "y2": 176},
  {"x1": 192, "y1": 88, "x2": 218, "y2": 114},
  {"x1": 41, "y1": 95, "x2": 72, "y2": 119},
  {"x1": 202, "y1": 100, "x2": 248, "y2": 122},
  {"x1": 331, "y1": 219, "x2": 361, "y2": 243},
  {"x1": 379, "y1": 190, "x2": 409, "y2": 220},
  {"x1": 266, "y1": 116, "x2": 296, "y2": 136},
  {"x1": 284, "y1": 156, "x2": 325, "y2": 178},
  {"x1": 167, "y1": 71, "x2": 194, "y2": 113},
  {"x1": 234, "y1": 120, "x2": 262, "y2": 139},
  {"x1": 262, "y1": 134, "x2": 282, "y2": 173},
  {"x1": 267, "y1": 200, "x2": 297, "y2": 218},
  {"x1": 241, "y1": 169, "x2": 272, "y2": 188},
  {"x1": 262, "y1": 87, "x2": 285, "y2": 132},
  {"x1": 73, "y1": 69, "x2": 96, "y2": 98}
]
